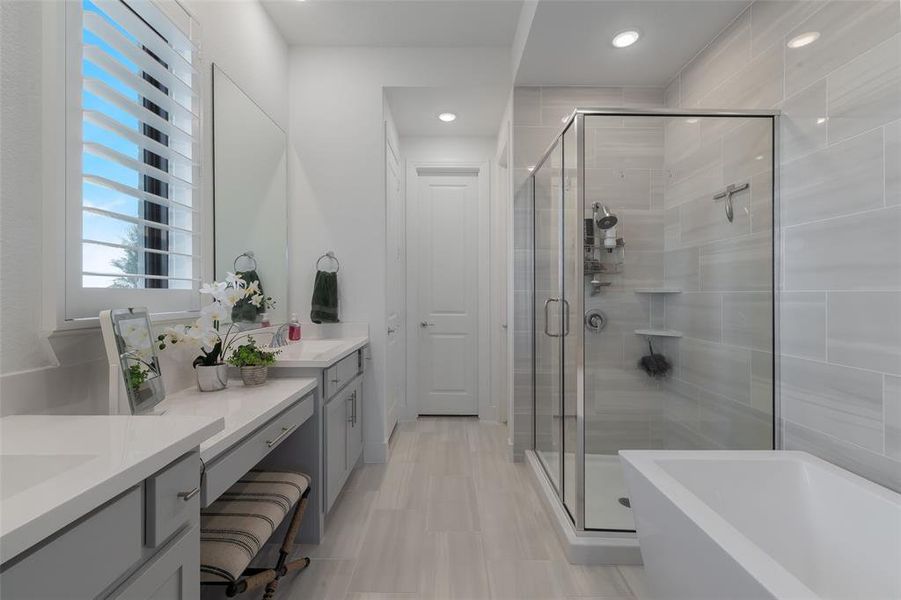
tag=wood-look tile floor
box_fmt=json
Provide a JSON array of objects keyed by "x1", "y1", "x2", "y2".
[{"x1": 280, "y1": 417, "x2": 648, "y2": 599}]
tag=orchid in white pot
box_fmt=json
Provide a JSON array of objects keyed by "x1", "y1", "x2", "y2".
[{"x1": 157, "y1": 273, "x2": 268, "y2": 391}]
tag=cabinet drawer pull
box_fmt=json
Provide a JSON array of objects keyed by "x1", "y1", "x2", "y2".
[
  {"x1": 177, "y1": 487, "x2": 200, "y2": 501},
  {"x1": 330, "y1": 378, "x2": 340, "y2": 384},
  {"x1": 266, "y1": 424, "x2": 296, "y2": 448}
]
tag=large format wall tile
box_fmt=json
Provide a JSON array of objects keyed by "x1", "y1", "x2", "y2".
[
  {"x1": 664, "y1": 246, "x2": 700, "y2": 290},
  {"x1": 664, "y1": 292, "x2": 723, "y2": 342},
  {"x1": 679, "y1": 338, "x2": 752, "y2": 405},
  {"x1": 584, "y1": 168, "x2": 651, "y2": 210},
  {"x1": 723, "y1": 119, "x2": 772, "y2": 184},
  {"x1": 780, "y1": 80, "x2": 828, "y2": 163},
  {"x1": 698, "y1": 43, "x2": 783, "y2": 110},
  {"x1": 827, "y1": 291, "x2": 901, "y2": 375},
  {"x1": 827, "y1": 33, "x2": 901, "y2": 144},
  {"x1": 784, "y1": 1, "x2": 900, "y2": 98},
  {"x1": 886, "y1": 119, "x2": 901, "y2": 205},
  {"x1": 779, "y1": 291, "x2": 827, "y2": 360},
  {"x1": 751, "y1": 350, "x2": 774, "y2": 414},
  {"x1": 781, "y1": 355, "x2": 884, "y2": 452},
  {"x1": 886, "y1": 375, "x2": 901, "y2": 460},
  {"x1": 699, "y1": 232, "x2": 772, "y2": 292},
  {"x1": 784, "y1": 420, "x2": 901, "y2": 493},
  {"x1": 723, "y1": 292, "x2": 773, "y2": 351},
  {"x1": 781, "y1": 128, "x2": 884, "y2": 226},
  {"x1": 514, "y1": 87, "x2": 541, "y2": 126},
  {"x1": 784, "y1": 205, "x2": 901, "y2": 290},
  {"x1": 680, "y1": 186, "x2": 751, "y2": 245},
  {"x1": 681, "y1": 9, "x2": 751, "y2": 107}
]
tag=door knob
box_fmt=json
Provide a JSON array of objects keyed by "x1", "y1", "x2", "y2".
[{"x1": 420, "y1": 321, "x2": 435, "y2": 327}]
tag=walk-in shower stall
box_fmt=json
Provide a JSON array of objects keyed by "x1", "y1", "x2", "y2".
[{"x1": 522, "y1": 108, "x2": 779, "y2": 561}]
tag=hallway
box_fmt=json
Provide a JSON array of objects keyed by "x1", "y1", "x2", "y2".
[{"x1": 283, "y1": 417, "x2": 647, "y2": 599}]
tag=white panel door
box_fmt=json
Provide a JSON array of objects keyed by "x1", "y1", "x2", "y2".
[
  {"x1": 416, "y1": 172, "x2": 479, "y2": 415},
  {"x1": 385, "y1": 137, "x2": 405, "y2": 432}
]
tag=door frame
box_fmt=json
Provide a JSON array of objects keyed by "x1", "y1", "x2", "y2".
[
  {"x1": 404, "y1": 161, "x2": 491, "y2": 420},
  {"x1": 384, "y1": 130, "x2": 405, "y2": 436}
]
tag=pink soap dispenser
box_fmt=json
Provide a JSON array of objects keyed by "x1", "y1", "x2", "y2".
[{"x1": 288, "y1": 313, "x2": 302, "y2": 341}]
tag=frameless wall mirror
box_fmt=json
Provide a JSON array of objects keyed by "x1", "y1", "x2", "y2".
[
  {"x1": 100, "y1": 307, "x2": 165, "y2": 414},
  {"x1": 212, "y1": 64, "x2": 288, "y2": 325}
]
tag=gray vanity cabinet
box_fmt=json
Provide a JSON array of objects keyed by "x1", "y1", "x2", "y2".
[
  {"x1": 323, "y1": 350, "x2": 364, "y2": 513},
  {"x1": 0, "y1": 451, "x2": 202, "y2": 600}
]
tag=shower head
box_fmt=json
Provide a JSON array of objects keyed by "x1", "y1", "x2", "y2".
[{"x1": 593, "y1": 204, "x2": 618, "y2": 230}]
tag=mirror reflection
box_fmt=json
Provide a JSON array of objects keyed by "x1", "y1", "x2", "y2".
[{"x1": 212, "y1": 64, "x2": 288, "y2": 325}]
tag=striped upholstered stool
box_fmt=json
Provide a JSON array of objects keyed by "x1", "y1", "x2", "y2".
[{"x1": 200, "y1": 471, "x2": 312, "y2": 599}]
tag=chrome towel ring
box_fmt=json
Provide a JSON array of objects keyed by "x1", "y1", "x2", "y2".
[
  {"x1": 316, "y1": 251, "x2": 340, "y2": 273},
  {"x1": 234, "y1": 251, "x2": 257, "y2": 271}
]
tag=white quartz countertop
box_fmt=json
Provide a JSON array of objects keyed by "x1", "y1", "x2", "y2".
[
  {"x1": 0, "y1": 414, "x2": 223, "y2": 564},
  {"x1": 270, "y1": 336, "x2": 369, "y2": 368},
  {"x1": 158, "y1": 377, "x2": 318, "y2": 463}
]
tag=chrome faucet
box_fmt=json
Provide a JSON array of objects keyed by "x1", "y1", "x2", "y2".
[{"x1": 270, "y1": 323, "x2": 291, "y2": 348}]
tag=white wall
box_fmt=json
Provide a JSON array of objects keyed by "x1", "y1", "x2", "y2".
[
  {"x1": 0, "y1": 0, "x2": 289, "y2": 415},
  {"x1": 287, "y1": 46, "x2": 510, "y2": 460}
]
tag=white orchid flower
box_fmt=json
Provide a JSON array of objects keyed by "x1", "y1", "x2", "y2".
[
  {"x1": 245, "y1": 280, "x2": 260, "y2": 296},
  {"x1": 199, "y1": 281, "x2": 227, "y2": 297},
  {"x1": 222, "y1": 288, "x2": 245, "y2": 308},
  {"x1": 249, "y1": 293, "x2": 264, "y2": 308},
  {"x1": 225, "y1": 272, "x2": 246, "y2": 288},
  {"x1": 201, "y1": 302, "x2": 229, "y2": 323}
]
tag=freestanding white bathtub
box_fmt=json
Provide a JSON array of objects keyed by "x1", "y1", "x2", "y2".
[{"x1": 620, "y1": 450, "x2": 901, "y2": 600}]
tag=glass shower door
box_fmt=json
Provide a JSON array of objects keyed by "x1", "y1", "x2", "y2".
[{"x1": 534, "y1": 140, "x2": 563, "y2": 492}]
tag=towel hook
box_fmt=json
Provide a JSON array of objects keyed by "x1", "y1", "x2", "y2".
[
  {"x1": 316, "y1": 251, "x2": 340, "y2": 273},
  {"x1": 233, "y1": 251, "x2": 257, "y2": 272}
]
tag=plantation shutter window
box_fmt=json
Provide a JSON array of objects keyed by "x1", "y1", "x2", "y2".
[{"x1": 66, "y1": 0, "x2": 202, "y2": 320}]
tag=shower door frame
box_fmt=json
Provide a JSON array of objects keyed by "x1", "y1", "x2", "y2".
[{"x1": 532, "y1": 107, "x2": 782, "y2": 533}]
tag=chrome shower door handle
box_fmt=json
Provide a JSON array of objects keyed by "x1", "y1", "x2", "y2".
[
  {"x1": 544, "y1": 297, "x2": 562, "y2": 337},
  {"x1": 561, "y1": 298, "x2": 571, "y2": 337}
]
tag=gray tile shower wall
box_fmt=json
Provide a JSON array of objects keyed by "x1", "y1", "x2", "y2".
[{"x1": 665, "y1": 0, "x2": 901, "y2": 490}]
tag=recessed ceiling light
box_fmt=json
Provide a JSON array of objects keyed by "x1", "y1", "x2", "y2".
[
  {"x1": 438, "y1": 112, "x2": 457, "y2": 123},
  {"x1": 685, "y1": 118, "x2": 699, "y2": 124},
  {"x1": 787, "y1": 31, "x2": 820, "y2": 49},
  {"x1": 816, "y1": 117, "x2": 827, "y2": 125},
  {"x1": 612, "y1": 30, "x2": 640, "y2": 48},
  {"x1": 527, "y1": 166, "x2": 535, "y2": 172}
]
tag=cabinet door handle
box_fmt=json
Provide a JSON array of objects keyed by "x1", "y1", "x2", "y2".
[
  {"x1": 347, "y1": 395, "x2": 354, "y2": 423},
  {"x1": 177, "y1": 487, "x2": 200, "y2": 501},
  {"x1": 266, "y1": 424, "x2": 296, "y2": 448},
  {"x1": 352, "y1": 391, "x2": 357, "y2": 425}
]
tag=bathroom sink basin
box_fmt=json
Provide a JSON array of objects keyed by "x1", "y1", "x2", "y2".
[
  {"x1": 266, "y1": 337, "x2": 367, "y2": 367},
  {"x1": 1, "y1": 454, "x2": 97, "y2": 500}
]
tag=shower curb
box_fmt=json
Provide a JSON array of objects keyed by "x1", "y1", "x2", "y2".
[{"x1": 525, "y1": 450, "x2": 643, "y2": 566}]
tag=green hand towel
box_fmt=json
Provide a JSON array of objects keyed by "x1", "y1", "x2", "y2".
[
  {"x1": 232, "y1": 269, "x2": 263, "y2": 323},
  {"x1": 310, "y1": 270, "x2": 339, "y2": 324}
]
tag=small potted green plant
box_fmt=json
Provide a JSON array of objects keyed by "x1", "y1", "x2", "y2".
[{"x1": 227, "y1": 336, "x2": 280, "y2": 386}]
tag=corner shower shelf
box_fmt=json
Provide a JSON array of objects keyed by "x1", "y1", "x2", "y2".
[
  {"x1": 635, "y1": 329, "x2": 683, "y2": 338},
  {"x1": 634, "y1": 288, "x2": 682, "y2": 294}
]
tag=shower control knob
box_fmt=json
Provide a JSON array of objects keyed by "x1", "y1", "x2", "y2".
[{"x1": 584, "y1": 309, "x2": 608, "y2": 333}]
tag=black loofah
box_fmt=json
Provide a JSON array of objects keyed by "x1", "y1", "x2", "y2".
[{"x1": 638, "y1": 339, "x2": 672, "y2": 379}]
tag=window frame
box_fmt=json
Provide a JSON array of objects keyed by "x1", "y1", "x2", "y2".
[{"x1": 63, "y1": 0, "x2": 202, "y2": 323}]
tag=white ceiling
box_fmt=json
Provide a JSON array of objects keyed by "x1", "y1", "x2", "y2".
[
  {"x1": 261, "y1": 0, "x2": 524, "y2": 47},
  {"x1": 516, "y1": 1, "x2": 750, "y2": 86},
  {"x1": 386, "y1": 86, "x2": 510, "y2": 137}
]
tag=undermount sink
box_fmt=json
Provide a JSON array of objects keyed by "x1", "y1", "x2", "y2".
[
  {"x1": 269, "y1": 339, "x2": 349, "y2": 362},
  {"x1": 1, "y1": 454, "x2": 98, "y2": 500}
]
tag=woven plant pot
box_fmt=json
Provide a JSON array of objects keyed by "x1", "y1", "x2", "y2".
[{"x1": 240, "y1": 365, "x2": 269, "y2": 386}]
